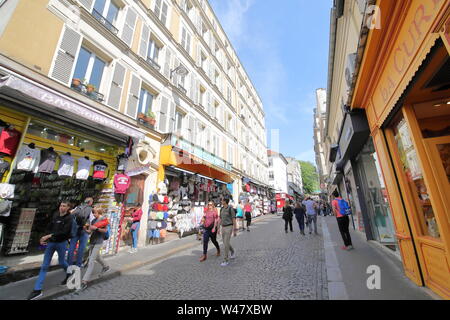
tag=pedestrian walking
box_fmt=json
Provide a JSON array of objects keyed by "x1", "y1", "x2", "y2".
[
  {"x1": 79, "y1": 207, "x2": 110, "y2": 291},
  {"x1": 129, "y1": 203, "x2": 143, "y2": 253},
  {"x1": 243, "y1": 201, "x2": 252, "y2": 232},
  {"x1": 236, "y1": 201, "x2": 245, "y2": 231},
  {"x1": 294, "y1": 202, "x2": 307, "y2": 235},
  {"x1": 218, "y1": 198, "x2": 237, "y2": 267},
  {"x1": 332, "y1": 191, "x2": 354, "y2": 250},
  {"x1": 27, "y1": 201, "x2": 74, "y2": 300},
  {"x1": 282, "y1": 202, "x2": 293, "y2": 233},
  {"x1": 302, "y1": 197, "x2": 318, "y2": 235},
  {"x1": 199, "y1": 202, "x2": 220, "y2": 262},
  {"x1": 67, "y1": 197, "x2": 93, "y2": 267}
]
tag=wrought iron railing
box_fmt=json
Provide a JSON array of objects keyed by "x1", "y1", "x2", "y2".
[
  {"x1": 71, "y1": 82, "x2": 104, "y2": 103},
  {"x1": 92, "y1": 9, "x2": 119, "y2": 35},
  {"x1": 146, "y1": 57, "x2": 161, "y2": 71}
]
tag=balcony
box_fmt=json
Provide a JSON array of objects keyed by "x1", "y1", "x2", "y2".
[
  {"x1": 146, "y1": 57, "x2": 161, "y2": 71},
  {"x1": 92, "y1": 9, "x2": 119, "y2": 35},
  {"x1": 71, "y1": 80, "x2": 104, "y2": 103}
]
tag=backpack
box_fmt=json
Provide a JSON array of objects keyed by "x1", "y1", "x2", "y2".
[
  {"x1": 104, "y1": 224, "x2": 111, "y2": 240},
  {"x1": 74, "y1": 204, "x2": 91, "y2": 227},
  {"x1": 337, "y1": 199, "x2": 352, "y2": 216}
]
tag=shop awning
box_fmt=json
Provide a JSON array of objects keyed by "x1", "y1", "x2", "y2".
[
  {"x1": 0, "y1": 74, "x2": 145, "y2": 141},
  {"x1": 160, "y1": 145, "x2": 234, "y2": 183}
]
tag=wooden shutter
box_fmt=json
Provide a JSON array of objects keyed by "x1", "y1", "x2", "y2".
[
  {"x1": 181, "y1": 28, "x2": 187, "y2": 51},
  {"x1": 107, "y1": 62, "x2": 126, "y2": 110},
  {"x1": 50, "y1": 26, "x2": 81, "y2": 85},
  {"x1": 186, "y1": 32, "x2": 191, "y2": 55},
  {"x1": 139, "y1": 24, "x2": 150, "y2": 59},
  {"x1": 121, "y1": 7, "x2": 137, "y2": 46},
  {"x1": 158, "y1": 96, "x2": 169, "y2": 132},
  {"x1": 173, "y1": 56, "x2": 180, "y2": 86},
  {"x1": 78, "y1": 0, "x2": 93, "y2": 11},
  {"x1": 126, "y1": 74, "x2": 141, "y2": 118},
  {"x1": 196, "y1": 44, "x2": 202, "y2": 67},
  {"x1": 154, "y1": 0, "x2": 162, "y2": 18},
  {"x1": 163, "y1": 46, "x2": 172, "y2": 79},
  {"x1": 188, "y1": 116, "x2": 194, "y2": 142},
  {"x1": 161, "y1": 1, "x2": 168, "y2": 25},
  {"x1": 168, "y1": 101, "x2": 176, "y2": 133},
  {"x1": 190, "y1": 75, "x2": 196, "y2": 102}
]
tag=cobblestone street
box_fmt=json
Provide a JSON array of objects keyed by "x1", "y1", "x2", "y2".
[{"x1": 57, "y1": 215, "x2": 328, "y2": 300}]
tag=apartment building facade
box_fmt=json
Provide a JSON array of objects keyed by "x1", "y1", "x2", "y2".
[
  {"x1": 313, "y1": 88, "x2": 328, "y2": 195},
  {"x1": 267, "y1": 150, "x2": 288, "y2": 194},
  {"x1": 285, "y1": 156, "x2": 303, "y2": 200},
  {"x1": 0, "y1": 0, "x2": 268, "y2": 259}
]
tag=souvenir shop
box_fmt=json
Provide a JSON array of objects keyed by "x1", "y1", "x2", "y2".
[
  {"x1": 239, "y1": 178, "x2": 271, "y2": 216},
  {"x1": 156, "y1": 140, "x2": 234, "y2": 240},
  {"x1": 0, "y1": 73, "x2": 145, "y2": 263}
]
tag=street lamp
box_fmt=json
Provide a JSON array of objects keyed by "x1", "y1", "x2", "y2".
[{"x1": 170, "y1": 64, "x2": 189, "y2": 80}]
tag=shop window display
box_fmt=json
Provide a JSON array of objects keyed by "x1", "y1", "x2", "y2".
[{"x1": 392, "y1": 116, "x2": 440, "y2": 239}]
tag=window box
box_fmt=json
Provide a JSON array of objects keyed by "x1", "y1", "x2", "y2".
[
  {"x1": 70, "y1": 79, "x2": 104, "y2": 103},
  {"x1": 137, "y1": 112, "x2": 156, "y2": 129}
]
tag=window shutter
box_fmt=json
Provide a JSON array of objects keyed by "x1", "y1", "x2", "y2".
[
  {"x1": 168, "y1": 101, "x2": 176, "y2": 132},
  {"x1": 121, "y1": 7, "x2": 137, "y2": 46},
  {"x1": 163, "y1": 46, "x2": 172, "y2": 79},
  {"x1": 196, "y1": 45, "x2": 202, "y2": 67},
  {"x1": 181, "y1": 28, "x2": 187, "y2": 50},
  {"x1": 107, "y1": 62, "x2": 126, "y2": 110},
  {"x1": 161, "y1": 2, "x2": 168, "y2": 25},
  {"x1": 78, "y1": 0, "x2": 93, "y2": 11},
  {"x1": 188, "y1": 116, "x2": 194, "y2": 142},
  {"x1": 50, "y1": 26, "x2": 81, "y2": 85},
  {"x1": 190, "y1": 75, "x2": 196, "y2": 102},
  {"x1": 158, "y1": 96, "x2": 169, "y2": 132},
  {"x1": 206, "y1": 91, "x2": 211, "y2": 115},
  {"x1": 186, "y1": 33, "x2": 191, "y2": 55},
  {"x1": 154, "y1": 0, "x2": 162, "y2": 18},
  {"x1": 173, "y1": 57, "x2": 180, "y2": 86},
  {"x1": 126, "y1": 74, "x2": 141, "y2": 118},
  {"x1": 139, "y1": 24, "x2": 150, "y2": 59}
]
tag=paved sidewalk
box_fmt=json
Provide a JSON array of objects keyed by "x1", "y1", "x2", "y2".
[
  {"x1": 322, "y1": 216, "x2": 436, "y2": 300},
  {"x1": 0, "y1": 214, "x2": 274, "y2": 300}
]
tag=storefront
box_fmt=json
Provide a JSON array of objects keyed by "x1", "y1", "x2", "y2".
[
  {"x1": 240, "y1": 178, "x2": 271, "y2": 216},
  {"x1": 0, "y1": 72, "x2": 146, "y2": 264},
  {"x1": 350, "y1": 0, "x2": 450, "y2": 298},
  {"x1": 156, "y1": 134, "x2": 234, "y2": 239}
]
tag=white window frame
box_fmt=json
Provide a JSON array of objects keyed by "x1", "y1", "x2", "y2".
[
  {"x1": 73, "y1": 46, "x2": 107, "y2": 93},
  {"x1": 180, "y1": 24, "x2": 191, "y2": 54},
  {"x1": 93, "y1": 0, "x2": 120, "y2": 25},
  {"x1": 174, "y1": 109, "x2": 184, "y2": 134}
]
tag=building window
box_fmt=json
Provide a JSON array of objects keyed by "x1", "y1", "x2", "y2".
[
  {"x1": 93, "y1": 0, "x2": 119, "y2": 26},
  {"x1": 138, "y1": 88, "x2": 154, "y2": 115},
  {"x1": 174, "y1": 110, "x2": 184, "y2": 133},
  {"x1": 181, "y1": 26, "x2": 191, "y2": 54},
  {"x1": 73, "y1": 46, "x2": 106, "y2": 92},
  {"x1": 147, "y1": 38, "x2": 161, "y2": 63},
  {"x1": 154, "y1": 0, "x2": 168, "y2": 25}
]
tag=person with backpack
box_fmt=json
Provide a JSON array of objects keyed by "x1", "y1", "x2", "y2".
[
  {"x1": 302, "y1": 196, "x2": 318, "y2": 235},
  {"x1": 332, "y1": 191, "x2": 354, "y2": 250},
  {"x1": 199, "y1": 201, "x2": 220, "y2": 262},
  {"x1": 218, "y1": 198, "x2": 237, "y2": 267},
  {"x1": 79, "y1": 206, "x2": 110, "y2": 291},
  {"x1": 294, "y1": 202, "x2": 307, "y2": 235},
  {"x1": 67, "y1": 197, "x2": 94, "y2": 267},
  {"x1": 282, "y1": 201, "x2": 293, "y2": 233},
  {"x1": 27, "y1": 201, "x2": 74, "y2": 300}
]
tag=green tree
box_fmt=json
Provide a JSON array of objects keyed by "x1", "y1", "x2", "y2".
[{"x1": 299, "y1": 160, "x2": 319, "y2": 194}]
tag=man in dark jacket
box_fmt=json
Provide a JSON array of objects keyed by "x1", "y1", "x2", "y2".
[
  {"x1": 282, "y1": 202, "x2": 294, "y2": 233},
  {"x1": 27, "y1": 201, "x2": 73, "y2": 300},
  {"x1": 67, "y1": 197, "x2": 93, "y2": 267}
]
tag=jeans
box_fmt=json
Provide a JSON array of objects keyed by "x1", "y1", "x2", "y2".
[
  {"x1": 284, "y1": 219, "x2": 293, "y2": 232},
  {"x1": 203, "y1": 228, "x2": 220, "y2": 255},
  {"x1": 221, "y1": 225, "x2": 234, "y2": 262},
  {"x1": 307, "y1": 214, "x2": 318, "y2": 233},
  {"x1": 131, "y1": 222, "x2": 140, "y2": 249},
  {"x1": 34, "y1": 241, "x2": 69, "y2": 291},
  {"x1": 337, "y1": 216, "x2": 352, "y2": 247},
  {"x1": 295, "y1": 214, "x2": 305, "y2": 231},
  {"x1": 83, "y1": 243, "x2": 108, "y2": 282},
  {"x1": 67, "y1": 230, "x2": 88, "y2": 267}
]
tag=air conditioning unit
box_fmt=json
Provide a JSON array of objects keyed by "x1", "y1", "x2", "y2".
[{"x1": 345, "y1": 53, "x2": 357, "y2": 92}]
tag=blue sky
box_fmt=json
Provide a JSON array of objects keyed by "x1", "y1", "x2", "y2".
[{"x1": 209, "y1": 0, "x2": 332, "y2": 164}]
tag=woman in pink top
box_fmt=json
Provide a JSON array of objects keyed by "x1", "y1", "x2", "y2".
[
  {"x1": 199, "y1": 202, "x2": 220, "y2": 262},
  {"x1": 244, "y1": 201, "x2": 253, "y2": 232}
]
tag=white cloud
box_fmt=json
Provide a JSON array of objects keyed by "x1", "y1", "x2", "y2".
[{"x1": 218, "y1": 0, "x2": 254, "y2": 47}]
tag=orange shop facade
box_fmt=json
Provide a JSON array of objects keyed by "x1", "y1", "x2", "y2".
[{"x1": 351, "y1": 0, "x2": 450, "y2": 299}]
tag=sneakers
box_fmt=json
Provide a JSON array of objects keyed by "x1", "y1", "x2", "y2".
[
  {"x1": 220, "y1": 261, "x2": 229, "y2": 267},
  {"x1": 347, "y1": 245, "x2": 354, "y2": 250},
  {"x1": 341, "y1": 246, "x2": 348, "y2": 250},
  {"x1": 230, "y1": 252, "x2": 236, "y2": 259},
  {"x1": 128, "y1": 248, "x2": 137, "y2": 253},
  {"x1": 247, "y1": 229, "x2": 250, "y2": 232},
  {"x1": 101, "y1": 266, "x2": 110, "y2": 274},
  {"x1": 27, "y1": 290, "x2": 43, "y2": 300},
  {"x1": 199, "y1": 254, "x2": 207, "y2": 262}
]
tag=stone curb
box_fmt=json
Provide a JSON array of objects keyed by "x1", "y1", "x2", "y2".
[{"x1": 42, "y1": 214, "x2": 275, "y2": 300}]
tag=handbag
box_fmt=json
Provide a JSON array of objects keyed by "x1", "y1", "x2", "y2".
[{"x1": 131, "y1": 223, "x2": 138, "y2": 231}]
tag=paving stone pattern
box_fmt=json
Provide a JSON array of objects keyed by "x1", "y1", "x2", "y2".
[{"x1": 57, "y1": 216, "x2": 328, "y2": 300}]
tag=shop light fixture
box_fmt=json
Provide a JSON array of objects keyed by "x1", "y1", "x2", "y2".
[
  {"x1": 169, "y1": 166, "x2": 195, "y2": 176},
  {"x1": 447, "y1": 101, "x2": 450, "y2": 105}
]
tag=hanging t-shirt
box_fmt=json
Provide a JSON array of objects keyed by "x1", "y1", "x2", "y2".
[
  {"x1": 93, "y1": 160, "x2": 108, "y2": 179},
  {"x1": 114, "y1": 174, "x2": 131, "y2": 194},
  {"x1": 0, "y1": 159, "x2": 11, "y2": 179},
  {"x1": 117, "y1": 154, "x2": 128, "y2": 171},
  {"x1": 0, "y1": 127, "x2": 21, "y2": 157},
  {"x1": 38, "y1": 148, "x2": 58, "y2": 173},
  {"x1": 58, "y1": 154, "x2": 74, "y2": 177},
  {"x1": 15, "y1": 146, "x2": 41, "y2": 172},
  {"x1": 76, "y1": 157, "x2": 93, "y2": 180}
]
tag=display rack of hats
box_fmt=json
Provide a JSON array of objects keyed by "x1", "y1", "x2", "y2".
[
  {"x1": 96, "y1": 186, "x2": 121, "y2": 256},
  {"x1": 147, "y1": 181, "x2": 169, "y2": 245},
  {"x1": 263, "y1": 198, "x2": 270, "y2": 215},
  {"x1": 0, "y1": 140, "x2": 114, "y2": 255}
]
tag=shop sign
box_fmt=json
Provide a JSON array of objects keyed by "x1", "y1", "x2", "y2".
[
  {"x1": 0, "y1": 75, "x2": 144, "y2": 139},
  {"x1": 125, "y1": 165, "x2": 151, "y2": 177},
  {"x1": 373, "y1": 0, "x2": 445, "y2": 120}
]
